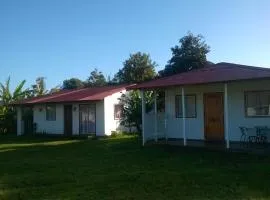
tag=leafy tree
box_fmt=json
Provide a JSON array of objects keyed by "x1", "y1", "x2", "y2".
[
  {"x1": 86, "y1": 68, "x2": 107, "y2": 87},
  {"x1": 107, "y1": 75, "x2": 116, "y2": 85},
  {"x1": 63, "y1": 78, "x2": 84, "y2": 89},
  {"x1": 116, "y1": 52, "x2": 157, "y2": 133},
  {"x1": 0, "y1": 76, "x2": 26, "y2": 106},
  {"x1": 159, "y1": 32, "x2": 210, "y2": 77},
  {"x1": 113, "y1": 52, "x2": 157, "y2": 84},
  {"x1": 49, "y1": 85, "x2": 61, "y2": 94},
  {"x1": 0, "y1": 76, "x2": 27, "y2": 133},
  {"x1": 119, "y1": 90, "x2": 153, "y2": 133},
  {"x1": 30, "y1": 77, "x2": 48, "y2": 97}
]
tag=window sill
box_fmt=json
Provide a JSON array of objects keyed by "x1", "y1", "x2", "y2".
[{"x1": 245, "y1": 115, "x2": 270, "y2": 118}]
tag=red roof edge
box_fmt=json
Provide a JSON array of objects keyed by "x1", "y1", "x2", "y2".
[
  {"x1": 127, "y1": 62, "x2": 270, "y2": 90},
  {"x1": 11, "y1": 84, "x2": 136, "y2": 106}
]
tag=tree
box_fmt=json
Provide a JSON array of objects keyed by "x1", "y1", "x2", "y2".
[
  {"x1": 0, "y1": 76, "x2": 27, "y2": 133},
  {"x1": 63, "y1": 78, "x2": 84, "y2": 89},
  {"x1": 119, "y1": 90, "x2": 153, "y2": 133},
  {"x1": 113, "y1": 52, "x2": 157, "y2": 84},
  {"x1": 116, "y1": 52, "x2": 157, "y2": 133},
  {"x1": 86, "y1": 68, "x2": 107, "y2": 87},
  {"x1": 30, "y1": 77, "x2": 48, "y2": 97},
  {"x1": 159, "y1": 32, "x2": 210, "y2": 77},
  {"x1": 0, "y1": 76, "x2": 26, "y2": 106},
  {"x1": 49, "y1": 85, "x2": 61, "y2": 94}
]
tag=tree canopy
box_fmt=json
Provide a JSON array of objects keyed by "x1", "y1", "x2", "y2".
[
  {"x1": 86, "y1": 68, "x2": 107, "y2": 87},
  {"x1": 29, "y1": 77, "x2": 48, "y2": 97},
  {"x1": 113, "y1": 52, "x2": 157, "y2": 84},
  {"x1": 63, "y1": 78, "x2": 84, "y2": 89},
  {"x1": 159, "y1": 32, "x2": 210, "y2": 77},
  {"x1": 0, "y1": 76, "x2": 26, "y2": 106},
  {"x1": 49, "y1": 85, "x2": 61, "y2": 94},
  {"x1": 117, "y1": 52, "x2": 157, "y2": 133},
  {"x1": 119, "y1": 90, "x2": 154, "y2": 133},
  {"x1": 0, "y1": 77, "x2": 27, "y2": 133}
]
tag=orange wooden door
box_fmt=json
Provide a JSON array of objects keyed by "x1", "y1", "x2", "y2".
[{"x1": 204, "y1": 93, "x2": 224, "y2": 141}]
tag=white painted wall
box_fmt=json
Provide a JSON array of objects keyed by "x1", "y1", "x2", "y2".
[
  {"x1": 72, "y1": 104, "x2": 80, "y2": 135},
  {"x1": 228, "y1": 80, "x2": 270, "y2": 141},
  {"x1": 33, "y1": 104, "x2": 64, "y2": 134},
  {"x1": 96, "y1": 100, "x2": 105, "y2": 136},
  {"x1": 161, "y1": 83, "x2": 223, "y2": 140},
  {"x1": 32, "y1": 102, "x2": 104, "y2": 135},
  {"x1": 144, "y1": 79, "x2": 270, "y2": 142},
  {"x1": 144, "y1": 113, "x2": 165, "y2": 141},
  {"x1": 103, "y1": 90, "x2": 125, "y2": 135},
  {"x1": 31, "y1": 90, "x2": 130, "y2": 136}
]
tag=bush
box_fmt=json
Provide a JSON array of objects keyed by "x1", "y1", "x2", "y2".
[{"x1": 0, "y1": 109, "x2": 16, "y2": 134}]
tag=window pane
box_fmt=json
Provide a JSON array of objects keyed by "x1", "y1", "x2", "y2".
[
  {"x1": 79, "y1": 104, "x2": 95, "y2": 134},
  {"x1": 245, "y1": 91, "x2": 270, "y2": 117},
  {"x1": 186, "y1": 96, "x2": 196, "y2": 117},
  {"x1": 46, "y1": 105, "x2": 56, "y2": 121},
  {"x1": 80, "y1": 105, "x2": 88, "y2": 133},
  {"x1": 259, "y1": 92, "x2": 270, "y2": 115},
  {"x1": 114, "y1": 104, "x2": 123, "y2": 119},
  {"x1": 175, "y1": 95, "x2": 196, "y2": 118},
  {"x1": 175, "y1": 95, "x2": 183, "y2": 118},
  {"x1": 246, "y1": 92, "x2": 257, "y2": 116}
]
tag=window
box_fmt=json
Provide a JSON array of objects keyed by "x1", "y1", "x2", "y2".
[
  {"x1": 46, "y1": 105, "x2": 56, "y2": 121},
  {"x1": 175, "y1": 95, "x2": 196, "y2": 118},
  {"x1": 79, "y1": 104, "x2": 96, "y2": 134},
  {"x1": 245, "y1": 91, "x2": 270, "y2": 117},
  {"x1": 114, "y1": 104, "x2": 124, "y2": 120}
]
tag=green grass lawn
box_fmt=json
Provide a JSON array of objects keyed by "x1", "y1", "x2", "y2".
[{"x1": 0, "y1": 135, "x2": 270, "y2": 200}]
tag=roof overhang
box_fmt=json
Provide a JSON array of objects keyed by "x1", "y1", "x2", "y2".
[
  {"x1": 127, "y1": 77, "x2": 270, "y2": 91},
  {"x1": 127, "y1": 63, "x2": 270, "y2": 90},
  {"x1": 11, "y1": 84, "x2": 134, "y2": 106}
]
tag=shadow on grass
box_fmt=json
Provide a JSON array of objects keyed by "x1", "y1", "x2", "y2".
[{"x1": 0, "y1": 135, "x2": 270, "y2": 200}]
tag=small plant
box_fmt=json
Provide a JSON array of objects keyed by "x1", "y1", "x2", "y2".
[{"x1": 111, "y1": 131, "x2": 118, "y2": 137}]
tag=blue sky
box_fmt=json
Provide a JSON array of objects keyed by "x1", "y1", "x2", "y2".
[{"x1": 1, "y1": 0, "x2": 270, "y2": 90}]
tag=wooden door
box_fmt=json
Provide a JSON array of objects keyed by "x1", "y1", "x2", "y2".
[
  {"x1": 204, "y1": 93, "x2": 224, "y2": 141},
  {"x1": 64, "y1": 105, "x2": 73, "y2": 136}
]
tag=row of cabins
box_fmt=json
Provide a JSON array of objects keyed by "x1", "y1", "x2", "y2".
[{"x1": 15, "y1": 62, "x2": 270, "y2": 149}]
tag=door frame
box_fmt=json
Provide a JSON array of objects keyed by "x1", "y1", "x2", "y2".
[
  {"x1": 64, "y1": 104, "x2": 73, "y2": 136},
  {"x1": 203, "y1": 92, "x2": 225, "y2": 141},
  {"x1": 79, "y1": 103, "x2": 96, "y2": 135}
]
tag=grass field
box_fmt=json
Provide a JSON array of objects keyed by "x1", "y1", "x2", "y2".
[{"x1": 0, "y1": 135, "x2": 270, "y2": 200}]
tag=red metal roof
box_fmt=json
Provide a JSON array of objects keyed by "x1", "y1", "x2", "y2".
[
  {"x1": 128, "y1": 62, "x2": 270, "y2": 90},
  {"x1": 15, "y1": 85, "x2": 130, "y2": 105}
]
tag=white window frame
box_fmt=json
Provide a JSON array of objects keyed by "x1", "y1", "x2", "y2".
[
  {"x1": 46, "y1": 105, "x2": 56, "y2": 121},
  {"x1": 175, "y1": 95, "x2": 196, "y2": 118},
  {"x1": 114, "y1": 104, "x2": 124, "y2": 120},
  {"x1": 245, "y1": 91, "x2": 270, "y2": 117}
]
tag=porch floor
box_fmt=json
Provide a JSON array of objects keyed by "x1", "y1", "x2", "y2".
[{"x1": 147, "y1": 139, "x2": 270, "y2": 154}]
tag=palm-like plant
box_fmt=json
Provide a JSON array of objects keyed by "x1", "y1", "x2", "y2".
[
  {"x1": 0, "y1": 76, "x2": 26, "y2": 106},
  {"x1": 0, "y1": 77, "x2": 27, "y2": 133},
  {"x1": 31, "y1": 77, "x2": 48, "y2": 96}
]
